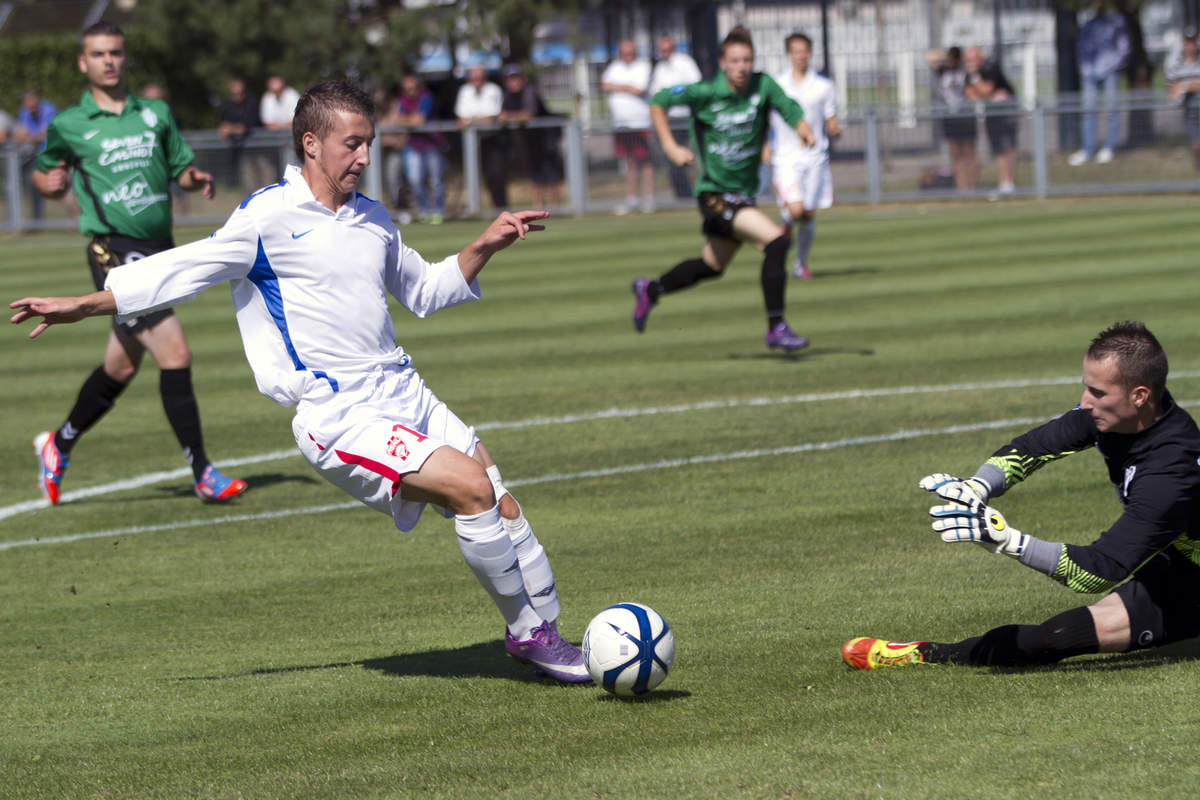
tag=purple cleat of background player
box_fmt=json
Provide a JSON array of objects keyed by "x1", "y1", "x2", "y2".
[{"x1": 631, "y1": 278, "x2": 656, "y2": 333}]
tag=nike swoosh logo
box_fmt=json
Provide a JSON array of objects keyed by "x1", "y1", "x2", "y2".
[
  {"x1": 291, "y1": 229, "x2": 313, "y2": 239},
  {"x1": 83, "y1": 130, "x2": 100, "y2": 140}
]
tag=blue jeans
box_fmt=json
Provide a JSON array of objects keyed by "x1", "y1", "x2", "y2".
[
  {"x1": 1080, "y1": 71, "x2": 1120, "y2": 155},
  {"x1": 403, "y1": 147, "x2": 445, "y2": 216}
]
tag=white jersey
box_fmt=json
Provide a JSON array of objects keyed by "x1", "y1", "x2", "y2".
[
  {"x1": 104, "y1": 163, "x2": 480, "y2": 409},
  {"x1": 601, "y1": 58, "x2": 652, "y2": 129},
  {"x1": 768, "y1": 69, "x2": 838, "y2": 167}
]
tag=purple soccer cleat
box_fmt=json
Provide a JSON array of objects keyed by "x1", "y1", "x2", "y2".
[
  {"x1": 631, "y1": 278, "x2": 656, "y2": 333},
  {"x1": 505, "y1": 621, "x2": 591, "y2": 683},
  {"x1": 765, "y1": 321, "x2": 810, "y2": 352}
]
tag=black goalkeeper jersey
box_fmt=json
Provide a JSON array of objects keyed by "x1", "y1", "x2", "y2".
[{"x1": 981, "y1": 391, "x2": 1200, "y2": 592}]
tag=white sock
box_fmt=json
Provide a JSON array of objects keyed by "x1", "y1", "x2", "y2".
[
  {"x1": 455, "y1": 504, "x2": 541, "y2": 639},
  {"x1": 485, "y1": 465, "x2": 561, "y2": 625},
  {"x1": 794, "y1": 218, "x2": 816, "y2": 265}
]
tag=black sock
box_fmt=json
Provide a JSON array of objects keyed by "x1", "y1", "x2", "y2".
[
  {"x1": 651, "y1": 258, "x2": 721, "y2": 300},
  {"x1": 919, "y1": 606, "x2": 1100, "y2": 666},
  {"x1": 160, "y1": 367, "x2": 209, "y2": 481},
  {"x1": 761, "y1": 235, "x2": 789, "y2": 325},
  {"x1": 56, "y1": 366, "x2": 128, "y2": 454}
]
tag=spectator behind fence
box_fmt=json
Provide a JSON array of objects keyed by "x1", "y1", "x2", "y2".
[
  {"x1": 602, "y1": 40, "x2": 655, "y2": 214},
  {"x1": 649, "y1": 35, "x2": 702, "y2": 199},
  {"x1": 14, "y1": 89, "x2": 58, "y2": 220},
  {"x1": 1069, "y1": 1, "x2": 1129, "y2": 166},
  {"x1": 0, "y1": 106, "x2": 12, "y2": 144},
  {"x1": 499, "y1": 64, "x2": 562, "y2": 210},
  {"x1": 217, "y1": 77, "x2": 264, "y2": 188},
  {"x1": 391, "y1": 74, "x2": 446, "y2": 224},
  {"x1": 964, "y1": 45, "x2": 1018, "y2": 198},
  {"x1": 456, "y1": 66, "x2": 507, "y2": 209},
  {"x1": 259, "y1": 75, "x2": 300, "y2": 131},
  {"x1": 926, "y1": 47, "x2": 977, "y2": 192},
  {"x1": 1165, "y1": 29, "x2": 1200, "y2": 173}
]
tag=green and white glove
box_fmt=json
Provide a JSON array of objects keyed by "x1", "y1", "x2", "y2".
[
  {"x1": 918, "y1": 472, "x2": 991, "y2": 503},
  {"x1": 925, "y1": 481, "x2": 1028, "y2": 557}
]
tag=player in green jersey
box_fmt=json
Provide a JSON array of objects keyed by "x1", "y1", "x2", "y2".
[
  {"x1": 28, "y1": 21, "x2": 246, "y2": 505},
  {"x1": 631, "y1": 26, "x2": 815, "y2": 351}
]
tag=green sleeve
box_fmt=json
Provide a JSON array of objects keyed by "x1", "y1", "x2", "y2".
[
  {"x1": 34, "y1": 119, "x2": 73, "y2": 172},
  {"x1": 158, "y1": 101, "x2": 195, "y2": 179},
  {"x1": 763, "y1": 75, "x2": 805, "y2": 127},
  {"x1": 651, "y1": 81, "x2": 708, "y2": 110}
]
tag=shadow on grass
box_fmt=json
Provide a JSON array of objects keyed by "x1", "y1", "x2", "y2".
[
  {"x1": 595, "y1": 689, "x2": 691, "y2": 703},
  {"x1": 727, "y1": 346, "x2": 876, "y2": 362},
  {"x1": 992, "y1": 638, "x2": 1200, "y2": 674},
  {"x1": 177, "y1": 640, "x2": 573, "y2": 685},
  {"x1": 802, "y1": 266, "x2": 881, "y2": 279},
  {"x1": 153, "y1": 472, "x2": 318, "y2": 499}
]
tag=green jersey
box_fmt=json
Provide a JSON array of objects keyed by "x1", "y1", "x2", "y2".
[
  {"x1": 650, "y1": 72, "x2": 804, "y2": 196},
  {"x1": 37, "y1": 91, "x2": 195, "y2": 240}
]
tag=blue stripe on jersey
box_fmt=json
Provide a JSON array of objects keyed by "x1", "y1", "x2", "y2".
[
  {"x1": 246, "y1": 237, "x2": 339, "y2": 393},
  {"x1": 238, "y1": 178, "x2": 288, "y2": 209}
]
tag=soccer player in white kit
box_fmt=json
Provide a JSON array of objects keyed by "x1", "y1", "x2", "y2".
[
  {"x1": 765, "y1": 33, "x2": 841, "y2": 280},
  {"x1": 9, "y1": 80, "x2": 589, "y2": 684}
]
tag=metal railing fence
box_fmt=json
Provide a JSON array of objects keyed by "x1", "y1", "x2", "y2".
[{"x1": 3, "y1": 97, "x2": 1197, "y2": 233}]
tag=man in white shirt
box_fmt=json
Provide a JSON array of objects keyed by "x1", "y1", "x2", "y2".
[
  {"x1": 766, "y1": 32, "x2": 840, "y2": 280},
  {"x1": 601, "y1": 39, "x2": 655, "y2": 214},
  {"x1": 10, "y1": 79, "x2": 589, "y2": 684},
  {"x1": 259, "y1": 75, "x2": 300, "y2": 131},
  {"x1": 455, "y1": 66, "x2": 508, "y2": 208},
  {"x1": 648, "y1": 35, "x2": 702, "y2": 199}
]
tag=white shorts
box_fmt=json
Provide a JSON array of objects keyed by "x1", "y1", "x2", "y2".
[
  {"x1": 773, "y1": 159, "x2": 833, "y2": 217},
  {"x1": 292, "y1": 364, "x2": 478, "y2": 532}
]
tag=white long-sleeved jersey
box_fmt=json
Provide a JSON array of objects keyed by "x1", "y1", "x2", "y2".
[{"x1": 104, "y1": 164, "x2": 480, "y2": 408}]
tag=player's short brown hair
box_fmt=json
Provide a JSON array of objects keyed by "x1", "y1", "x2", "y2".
[
  {"x1": 785, "y1": 32, "x2": 812, "y2": 51},
  {"x1": 720, "y1": 25, "x2": 754, "y2": 57},
  {"x1": 81, "y1": 21, "x2": 124, "y2": 49},
  {"x1": 292, "y1": 80, "x2": 375, "y2": 161},
  {"x1": 1087, "y1": 321, "x2": 1168, "y2": 399}
]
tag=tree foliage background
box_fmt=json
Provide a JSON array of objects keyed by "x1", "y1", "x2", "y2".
[{"x1": 1, "y1": 0, "x2": 593, "y2": 128}]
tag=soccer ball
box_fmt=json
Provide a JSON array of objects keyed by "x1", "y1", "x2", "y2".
[{"x1": 582, "y1": 602, "x2": 675, "y2": 696}]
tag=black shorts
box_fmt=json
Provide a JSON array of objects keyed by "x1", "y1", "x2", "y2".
[
  {"x1": 1114, "y1": 544, "x2": 1200, "y2": 650},
  {"x1": 941, "y1": 114, "x2": 977, "y2": 142},
  {"x1": 88, "y1": 235, "x2": 175, "y2": 334},
  {"x1": 698, "y1": 191, "x2": 755, "y2": 240},
  {"x1": 984, "y1": 114, "x2": 1018, "y2": 154}
]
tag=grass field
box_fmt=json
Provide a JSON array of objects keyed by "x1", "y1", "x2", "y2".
[{"x1": 3, "y1": 195, "x2": 1200, "y2": 799}]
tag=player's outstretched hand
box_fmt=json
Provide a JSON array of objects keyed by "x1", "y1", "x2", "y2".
[
  {"x1": 481, "y1": 209, "x2": 549, "y2": 252},
  {"x1": 9, "y1": 292, "x2": 114, "y2": 339},
  {"x1": 796, "y1": 120, "x2": 816, "y2": 148},
  {"x1": 918, "y1": 472, "x2": 991, "y2": 503},
  {"x1": 927, "y1": 485, "x2": 1027, "y2": 558}
]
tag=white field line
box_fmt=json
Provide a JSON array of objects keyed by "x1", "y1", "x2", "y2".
[
  {"x1": 0, "y1": 413, "x2": 1046, "y2": 551},
  {"x1": 0, "y1": 373, "x2": 1108, "y2": 523},
  {"x1": 3, "y1": 370, "x2": 1199, "y2": 546}
]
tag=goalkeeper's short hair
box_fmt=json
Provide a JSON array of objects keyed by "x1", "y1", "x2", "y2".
[{"x1": 1088, "y1": 321, "x2": 1167, "y2": 399}]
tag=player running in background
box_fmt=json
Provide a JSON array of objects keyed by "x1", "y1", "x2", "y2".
[
  {"x1": 843, "y1": 322, "x2": 1200, "y2": 669},
  {"x1": 764, "y1": 32, "x2": 840, "y2": 280},
  {"x1": 11, "y1": 80, "x2": 588, "y2": 683},
  {"x1": 29, "y1": 21, "x2": 245, "y2": 505},
  {"x1": 630, "y1": 26, "x2": 816, "y2": 352}
]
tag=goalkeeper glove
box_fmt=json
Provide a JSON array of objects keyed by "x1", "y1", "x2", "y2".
[
  {"x1": 918, "y1": 472, "x2": 991, "y2": 503},
  {"x1": 926, "y1": 482, "x2": 1028, "y2": 558}
]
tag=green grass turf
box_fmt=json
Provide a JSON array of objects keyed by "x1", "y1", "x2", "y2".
[{"x1": 3, "y1": 195, "x2": 1200, "y2": 798}]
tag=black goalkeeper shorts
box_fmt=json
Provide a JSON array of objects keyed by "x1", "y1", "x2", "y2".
[
  {"x1": 1114, "y1": 544, "x2": 1200, "y2": 650},
  {"x1": 87, "y1": 234, "x2": 176, "y2": 334}
]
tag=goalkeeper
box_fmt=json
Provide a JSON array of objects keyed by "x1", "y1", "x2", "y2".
[{"x1": 844, "y1": 321, "x2": 1200, "y2": 669}]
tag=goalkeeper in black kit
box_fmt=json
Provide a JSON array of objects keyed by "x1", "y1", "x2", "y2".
[{"x1": 844, "y1": 321, "x2": 1200, "y2": 669}]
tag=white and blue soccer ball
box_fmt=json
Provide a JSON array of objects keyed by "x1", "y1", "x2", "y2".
[{"x1": 582, "y1": 602, "x2": 675, "y2": 696}]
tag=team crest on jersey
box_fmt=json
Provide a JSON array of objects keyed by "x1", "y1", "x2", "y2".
[
  {"x1": 386, "y1": 431, "x2": 410, "y2": 461},
  {"x1": 1122, "y1": 465, "x2": 1136, "y2": 498},
  {"x1": 749, "y1": 93, "x2": 760, "y2": 105},
  {"x1": 141, "y1": 107, "x2": 158, "y2": 128}
]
